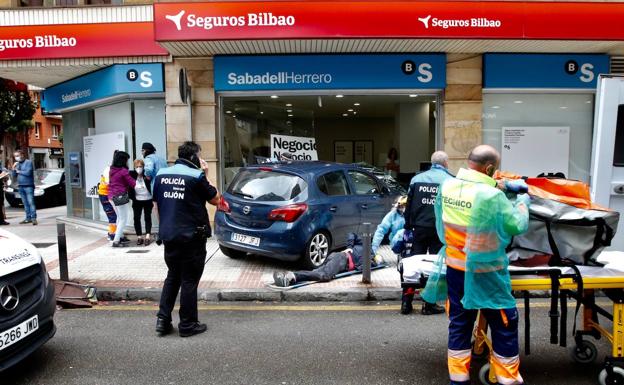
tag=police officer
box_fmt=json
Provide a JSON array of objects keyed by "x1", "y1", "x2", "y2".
[
  {"x1": 402, "y1": 150, "x2": 454, "y2": 315},
  {"x1": 153, "y1": 141, "x2": 220, "y2": 337}
]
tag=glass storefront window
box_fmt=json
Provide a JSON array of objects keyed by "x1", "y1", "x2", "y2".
[
  {"x1": 482, "y1": 93, "x2": 594, "y2": 182},
  {"x1": 221, "y1": 94, "x2": 439, "y2": 189}
]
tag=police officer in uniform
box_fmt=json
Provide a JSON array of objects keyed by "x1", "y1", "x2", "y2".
[
  {"x1": 402, "y1": 150, "x2": 454, "y2": 315},
  {"x1": 153, "y1": 141, "x2": 220, "y2": 337}
]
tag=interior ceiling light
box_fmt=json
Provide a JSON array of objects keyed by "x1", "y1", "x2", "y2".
[
  {"x1": 287, "y1": 109, "x2": 293, "y2": 113},
  {"x1": 286, "y1": 103, "x2": 293, "y2": 107},
  {"x1": 270, "y1": 95, "x2": 279, "y2": 99},
  {"x1": 260, "y1": 111, "x2": 264, "y2": 114},
  {"x1": 336, "y1": 95, "x2": 344, "y2": 98},
  {"x1": 353, "y1": 103, "x2": 360, "y2": 106},
  {"x1": 288, "y1": 114, "x2": 293, "y2": 117},
  {"x1": 586, "y1": 100, "x2": 592, "y2": 104},
  {"x1": 225, "y1": 110, "x2": 232, "y2": 114},
  {"x1": 342, "y1": 113, "x2": 348, "y2": 116},
  {"x1": 560, "y1": 106, "x2": 568, "y2": 109},
  {"x1": 348, "y1": 109, "x2": 354, "y2": 112},
  {"x1": 409, "y1": 94, "x2": 418, "y2": 98},
  {"x1": 432, "y1": 100, "x2": 437, "y2": 103},
  {"x1": 514, "y1": 100, "x2": 523, "y2": 104},
  {"x1": 353, "y1": 111, "x2": 357, "y2": 115},
  {"x1": 491, "y1": 106, "x2": 500, "y2": 109}
]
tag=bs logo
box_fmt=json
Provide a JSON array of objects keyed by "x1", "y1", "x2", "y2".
[
  {"x1": 126, "y1": 69, "x2": 154, "y2": 88},
  {"x1": 401, "y1": 60, "x2": 433, "y2": 83},
  {"x1": 564, "y1": 60, "x2": 595, "y2": 83}
]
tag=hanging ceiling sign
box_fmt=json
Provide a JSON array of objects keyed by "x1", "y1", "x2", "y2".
[
  {"x1": 154, "y1": 1, "x2": 624, "y2": 41},
  {"x1": 0, "y1": 22, "x2": 168, "y2": 61}
]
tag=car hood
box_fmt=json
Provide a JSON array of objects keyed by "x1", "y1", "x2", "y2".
[{"x1": 0, "y1": 229, "x2": 41, "y2": 276}]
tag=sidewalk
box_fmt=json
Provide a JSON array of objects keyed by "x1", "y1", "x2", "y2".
[{"x1": 4, "y1": 206, "x2": 405, "y2": 302}]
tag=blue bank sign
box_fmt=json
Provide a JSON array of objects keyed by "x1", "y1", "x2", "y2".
[
  {"x1": 42, "y1": 63, "x2": 164, "y2": 113},
  {"x1": 484, "y1": 54, "x2": 610, "y2": 89},
  {"x1": 214, "y1": 54, "x2": 446, "y2": 91}
]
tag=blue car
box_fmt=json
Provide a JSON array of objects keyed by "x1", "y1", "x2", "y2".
[{"x1": 215, "y1": 162, "x2": 402, "y2": 269}]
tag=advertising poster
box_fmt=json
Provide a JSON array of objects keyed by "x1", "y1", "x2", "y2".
[
  {"x1": 270, "y1": 134, "x2": 318, "y2": 161},
  {"x1": 83, "y1": 132, "x2": 125, "y2": 198},
  {"x1": 501, "y1": 126, "x2": 570, "y2": 177}
]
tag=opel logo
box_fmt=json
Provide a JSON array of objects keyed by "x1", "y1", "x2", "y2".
[
  {"x1": 242, "y1": 206, "x2": 251, "y2": 215},
  {"x1": 0, "y1": 285, "x2": 19, "y2": 312}
]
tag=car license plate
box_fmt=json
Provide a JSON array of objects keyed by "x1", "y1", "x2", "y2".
[
  {"x1": 0, "y1": 315, "x2": 38, "y2": 351},
  {"x1": 231, "y1": 233, "x2": 260, "y2": 247}
]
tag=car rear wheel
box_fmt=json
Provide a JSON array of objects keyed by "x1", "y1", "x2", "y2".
[
  {"x1": 220, "y1": 245, "x2": 247, "y2": 259},
  {"x1": 302, "y1": 232, "x2": 331, "y2": 269}
]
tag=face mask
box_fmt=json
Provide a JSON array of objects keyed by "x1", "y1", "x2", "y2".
[
  {"x1": 136, "y1": 167, "x2": 143, "y2": 174},
  {"x1": 14, "y1": 156, "x2": 21, "y2": 162}
]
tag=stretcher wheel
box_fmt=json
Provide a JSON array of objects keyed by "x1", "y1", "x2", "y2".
[
  {"x1": 599, "y1": 366, "x2": 624, "y2": 385},
  {"x1": 570, "y1": 340, "x2": 598, "y2": 364},
  {"x1": 478, "y1": 363, "x2": 497, "y2": 385}
]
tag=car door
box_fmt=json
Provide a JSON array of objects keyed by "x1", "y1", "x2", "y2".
[
  {"x1": 346, "y1": 169, "x2": 387, "y2": 233},
  {"x1": 315, "y1": 170, "x2": 358, "y2": 249}
]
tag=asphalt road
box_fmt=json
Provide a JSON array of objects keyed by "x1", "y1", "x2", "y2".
[{"x1": 2, "y1": 302, "x2": 610, "y2": 385}]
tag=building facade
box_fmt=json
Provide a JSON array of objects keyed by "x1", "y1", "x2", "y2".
[
  {"x1": 0, "y1": 1, "x2": 623, "y2": 229},
  {"x1": 29, "y1": 91, "x2": 64, "y2": 169}
]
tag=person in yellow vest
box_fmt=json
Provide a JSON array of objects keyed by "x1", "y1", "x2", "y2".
[
  {"x1": 436, "y1": 145, "x2": 530, "y2": 385},
  {"x1": 98, "y1": 164, "x2": 117, "y2": 241}
]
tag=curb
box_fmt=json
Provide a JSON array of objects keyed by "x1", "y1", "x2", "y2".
[{"x1": 96, "y1": 287, "x2": 405, "y2": 302}]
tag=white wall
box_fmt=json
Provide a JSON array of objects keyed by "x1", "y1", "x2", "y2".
[{"x1": 396, "y1": 103, "x2": 431, "y2": 173}]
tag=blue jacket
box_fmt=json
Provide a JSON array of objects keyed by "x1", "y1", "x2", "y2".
[
  {"x1": 153, "y1": 159, "x2": 218, "y2": 243},
  {"x1": 372, "y1": 209, "x2": 405, "y2": 254},
  {"x1": 12, "y1": 159, "x2": 34, "y2": 187},
  {"x1": 144, "y1": 153, "x2": 168, "y2": 181}
]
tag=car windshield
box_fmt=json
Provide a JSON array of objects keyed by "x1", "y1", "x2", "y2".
[
  {"x1": 228, "y1": 169, "x2": 307, "y2": 202},
  {"x1": 35, "y1": 170, "x2": 62, "y2": 185}
]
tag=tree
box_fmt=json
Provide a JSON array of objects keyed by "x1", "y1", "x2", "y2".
[{"x1": 0, "y1": 81, "x2": 35, "y2": 148}]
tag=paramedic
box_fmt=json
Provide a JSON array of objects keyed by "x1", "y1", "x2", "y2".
[
  {"x1": 153, "y1": 141, "x2": 220, "y2": 338},
  {"x1": 372, "y1": 196, "x2": 407, "y2": 256},
  {"x1": 437, "y1": 145, "x2": 530, "y2": 385},
  {"x1": 401, "y1": 151, "x2": 453, "y2": 315},
  {"x1": 272, "y1": 233, "x2": 381, "y2": 287}
]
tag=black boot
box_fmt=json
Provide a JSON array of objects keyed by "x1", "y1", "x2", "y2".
[
  {"x1": 400, "y1": 290, "x2": 414, "y2": 315},
  {"x1": 155, "y1": 317, "x2": 173, "y2": 336},
  {"x1": 422, "y1": 302, "x2": 445, "y2": 315}
]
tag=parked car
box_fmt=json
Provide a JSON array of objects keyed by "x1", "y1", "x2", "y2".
[
  {"x1": 215, "y1": 161, "x2": 402, "y2": 269},
  {"x1": 5, "y1": 169, "x2": 66, "y2": 208},
  {"x1": 0, "y1": 229, "x2": 56, "y2": 372}
]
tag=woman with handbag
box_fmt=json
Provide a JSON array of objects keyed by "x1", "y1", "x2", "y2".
[
  {"x1": 108, "y1": 151, "x2": 136, "y2": 248},
  {"x1": 129, "y1": 159, "x2": 153, "y2": 246}
]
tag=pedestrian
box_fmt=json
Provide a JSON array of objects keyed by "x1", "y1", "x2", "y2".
[
  {"x1": 98, "y1": 160, "x2": 117, "y2": 241},
  {"x1": 272, "y1": 233, "x2": 381, "y2": 287},
  {"x1": 11, "y1": 150, "x2": 37, "y2": 225},
  {"x1": 153, "y1": 141, "x2": 220, "y2": 337},
  {"x1": 372, "y1": 196, "x2": 406, "y2": 256},
  {"x1": 435, "y1": 145, "x2": 530, "y2": 385},
  {"x1": 141, "y1": 142, "x2": 168, "y2": 185},
  {"x1": 385, "y1": 147, "x2": 400, "y2": 177},
  {"x1": 401, "y1": 150, "x2": 454, "y2": 315},
  {"x1": 0, "y1": 151, "x2": 10, "y2": 226},
  {"x1": 129, "y1": 159, "x2": 153, "y2": 246},
  {"x1": 108, "y1": 151, "x2": 135, "y2": 248}
]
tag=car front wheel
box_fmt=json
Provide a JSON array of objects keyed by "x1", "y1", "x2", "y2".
[{"x1": 302, "y1": 232, "x2": 331, "y2": 269}]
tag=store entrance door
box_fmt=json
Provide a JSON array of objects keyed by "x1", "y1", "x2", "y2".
[{"x1": 220, "y1": 93, "x2": 439, "y2": 190}]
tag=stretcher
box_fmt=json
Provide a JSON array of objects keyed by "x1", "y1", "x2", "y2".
[{"x1": 399, "y1": 252, "x2": 624, "y2": 385}]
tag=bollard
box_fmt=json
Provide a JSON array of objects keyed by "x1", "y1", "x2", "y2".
[
  {"x1": 57, "y1": 222, "x2": 69, "y2": 281},
  {"x1": 361, "y1": 222, "x2": 372, "y2": 284}
]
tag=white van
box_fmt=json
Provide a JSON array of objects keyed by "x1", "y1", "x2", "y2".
[{"x1": 0, "y1": 229, "x2": 56, "y2": 372}]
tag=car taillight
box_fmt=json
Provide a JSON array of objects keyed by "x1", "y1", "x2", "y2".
[
  {"x1": 268, "y1": 203, "x2": 307, "y2": 223},
  {"x1": 217, "y1": 196, "x2": 231, "y2": 213}
]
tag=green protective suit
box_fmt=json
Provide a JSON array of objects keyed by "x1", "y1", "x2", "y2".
[{"x1": 425, "y1": 168, "x2": 530, "y2": 309}]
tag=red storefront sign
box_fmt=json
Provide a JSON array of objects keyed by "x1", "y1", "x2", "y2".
[
  {"x1": 0, "y1": 22, "x2": 168, "y2": 61},
  {"x1": 154, "y1": 1, "x2": 624, "y2": 41}
]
